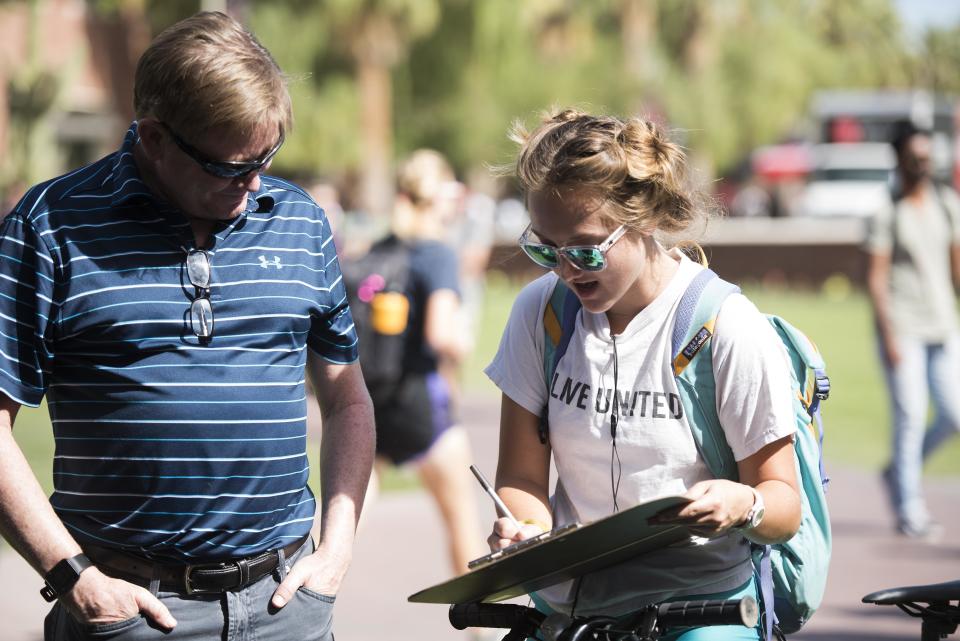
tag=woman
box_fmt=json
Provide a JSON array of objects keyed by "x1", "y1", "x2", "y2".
[
  {"x1": 483, "y1": 110, "x2": 801, "y2": 639},
  {"x1": 362, "y1": 149, "x2": 485, "y2": 576}
]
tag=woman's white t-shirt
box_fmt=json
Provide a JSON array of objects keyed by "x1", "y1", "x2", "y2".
[{"x1": 484, "y1": 252, "x2": 796, "y2": 615}]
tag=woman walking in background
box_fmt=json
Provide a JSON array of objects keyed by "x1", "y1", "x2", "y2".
[{"x1": 354, "y1": 150, "x2": 486, "y2": 577}]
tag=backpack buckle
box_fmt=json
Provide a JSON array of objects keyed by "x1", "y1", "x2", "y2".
[{"x1": 814, "y1": 370, "x2": 830, "y2": 401}]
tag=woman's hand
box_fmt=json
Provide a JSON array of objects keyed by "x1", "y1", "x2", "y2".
[
  {"x1": 487, "y1": 394, "x2": 553, "y2": 551},
  {"x1": 650, "y1": 479, "x2": 755, "y2": 537},
  {"x1": 487, "y1": 517, "x2": 547, "y2": 551}
]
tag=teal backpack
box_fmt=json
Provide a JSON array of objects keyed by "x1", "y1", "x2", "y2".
[{"x1": 540, "y1": 269, "x2": 831, "y2": 640}]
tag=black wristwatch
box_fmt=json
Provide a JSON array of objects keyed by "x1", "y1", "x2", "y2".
[{"x1": 40, "y1": 554, "x2": 93, "y2": 602}]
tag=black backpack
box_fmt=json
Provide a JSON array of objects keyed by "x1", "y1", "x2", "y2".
[{"x1": 343, "y1": 235, "x2": 412, "y2": 387}]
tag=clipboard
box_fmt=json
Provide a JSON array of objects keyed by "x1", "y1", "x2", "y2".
[{"x1": 408, "y1": 494, "x2": 691, "y2": 604}]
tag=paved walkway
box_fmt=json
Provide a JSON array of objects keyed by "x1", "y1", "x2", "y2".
[{"x1": 2, "y1": 394, "x2": 958, "y2": 640}]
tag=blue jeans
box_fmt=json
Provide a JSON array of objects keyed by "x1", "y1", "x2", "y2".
[
  {"x1": 44, "y1": 539, "x2": 336, "y2": 641},
  {"x1": 882, "y1": 334, "x2": 960, "y2": 530}
]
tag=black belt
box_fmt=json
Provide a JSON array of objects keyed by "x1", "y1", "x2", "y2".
[{"x1": 84, "y1": 536, "x2": 308, "y2": 595}]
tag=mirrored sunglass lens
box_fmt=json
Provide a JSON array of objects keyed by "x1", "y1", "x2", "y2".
[
  {"x1": 186, "y1": 251, "x2": 211, "y2": 288},
  {"x1": 565, "y1": 248, "x2": 605, "y2": 271},
  {"x1": 191, "y1": 297, "x2": 214, "y2": 338},
  {"x1": 522, "y1": 244, "x2": 559, "y2": 268}
]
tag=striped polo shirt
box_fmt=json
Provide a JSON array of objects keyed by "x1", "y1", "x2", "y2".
[{"x1": 0, "y1": 123, "x2": 358, "y2": 561}]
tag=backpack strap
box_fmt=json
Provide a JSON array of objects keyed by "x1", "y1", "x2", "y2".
[
  {"x1": 671, "y1": 268, "x2": 741, "y2": 480},
  {"x1": 672, "y1": 270, "x2": 786, "y2": 640},
  {"x1": 540, "y1": 280, "x2": 582, "y2": 444},
  {"x1": 383, "y1": 234, "x2": 413, "y2": 293}
]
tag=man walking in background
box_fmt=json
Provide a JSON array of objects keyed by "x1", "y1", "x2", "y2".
[
  {"x1": 865, "y1": 119, "x2": 960, "y2": 541},
  {"x1": 0, "y1": 11, "x2": 374, "y2": 640}
]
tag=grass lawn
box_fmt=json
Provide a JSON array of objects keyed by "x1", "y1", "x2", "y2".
[
  {"x1": 10, "y1": 272, "x2": 958, "y2": 500},
  {"x1": 746, "y1": 284, "x2": 959, "y2": 476}
]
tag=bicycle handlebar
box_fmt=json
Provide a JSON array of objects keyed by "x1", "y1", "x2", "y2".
[
  {"x1": 657, "y1": 597, "x2": 759, "y2": 628},
  {"x1": 449, "y1": 602, "x2": 546, "y2": 631},
  {"x1": 449, "y1": 597, "x2": 757, "y2": 635}
]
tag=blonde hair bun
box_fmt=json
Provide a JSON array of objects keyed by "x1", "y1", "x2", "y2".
[{"x1": 510, "y1": 108, "x2": 712, "y2": 238}]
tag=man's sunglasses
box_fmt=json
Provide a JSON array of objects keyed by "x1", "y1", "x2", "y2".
[
  {"x1": 519, "y1": 223, "x2": 627, "y2": 272},
  {"x1": 160, "y1": 122, "x2": 284, "y2": 179}
]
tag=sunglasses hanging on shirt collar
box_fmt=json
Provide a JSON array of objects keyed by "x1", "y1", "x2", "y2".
[{"x1": 186, "y1": 249, "x2": 214, "y2": 339}]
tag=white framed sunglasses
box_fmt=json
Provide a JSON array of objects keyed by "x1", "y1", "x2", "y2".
[{"x1": 518, "y1": 223, "x2": 627, "y2": 272}]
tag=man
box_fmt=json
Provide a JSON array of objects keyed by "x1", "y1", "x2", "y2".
[
  {"x1": 0, "y1": 11, "x2": 375, "y2": 640},
  {"x1": 865, "y1": 119, "x2": 960, "y2": 541}
]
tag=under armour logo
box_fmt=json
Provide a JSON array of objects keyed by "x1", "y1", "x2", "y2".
[{"x1": 259, "y1": 255, "x2": 282, "y2": 269}]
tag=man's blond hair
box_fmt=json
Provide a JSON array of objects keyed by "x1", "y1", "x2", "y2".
[{"x1": 134, "y1": 11, "x2": 292, "y2": 140}]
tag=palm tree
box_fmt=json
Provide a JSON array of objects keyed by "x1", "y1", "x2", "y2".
[{"x1": 324, "y1": 0, "x2": 440, "y2": 217}]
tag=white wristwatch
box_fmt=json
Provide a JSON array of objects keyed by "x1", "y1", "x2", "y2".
[{"x1": 735, "y1": 486, "x2": 765, "y2": 531}]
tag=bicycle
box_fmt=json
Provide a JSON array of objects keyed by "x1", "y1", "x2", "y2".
[
  {"x1": 862, "y1": 579, "x2": 960, "y2": 641},
  {"x1": 448, "y1": 596, "x2": 759, "y2": 641}
]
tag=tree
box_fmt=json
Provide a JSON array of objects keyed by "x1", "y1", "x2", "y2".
[
  {"x1": 404, "y1": 0, "x2": 630, "y2": 181},
  {"x1": 2, "y1": 0, "x2": 70, "y2": 187},
  {"x1": 85, "y1": 0, "x2": 157, "y2": 125},
  {"x1": 919, "y1": 25, "x2": 960, "y2": 94},
  {"x1": 254, "y1": 0, "x2": 928, "y2": 194},
  {"x1": 809, "y1": 0, "x2": 913, "y2": 88},
  {"x1": 256, "y1": 1, "x2": 440, "y2": 217}
]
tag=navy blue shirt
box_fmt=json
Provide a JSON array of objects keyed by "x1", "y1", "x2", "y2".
[
  {"x1": 0, "y1": 123, "x2": 358, "y2": 561},
  {"x1": 403, "y1": 240, "x2": 460, "y2": 375}
]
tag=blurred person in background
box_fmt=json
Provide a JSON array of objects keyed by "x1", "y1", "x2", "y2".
[
  {"x1": 865, "y1": 119, "x2": 960, "y2": 541},
  {"x1": 356, "y1": 149, "x2": 485, "y2": 577},
  {"x1": 0, "y1": 11, "x2": 374, "y2": 640},
  {"x1": 303, "y1": 177, "x2": 346, "y2": 253},
  {"x1": 445, "y1": 176, "x2": 497, "y2": 394}
]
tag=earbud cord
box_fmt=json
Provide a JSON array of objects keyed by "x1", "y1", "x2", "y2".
[{"x1": 611, "y1": 335, "x2": 623, "y2": 512}]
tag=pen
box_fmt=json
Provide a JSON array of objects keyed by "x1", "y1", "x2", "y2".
[{"x1": 469, "y1": 464, "x2": 522, "y2": 531}]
